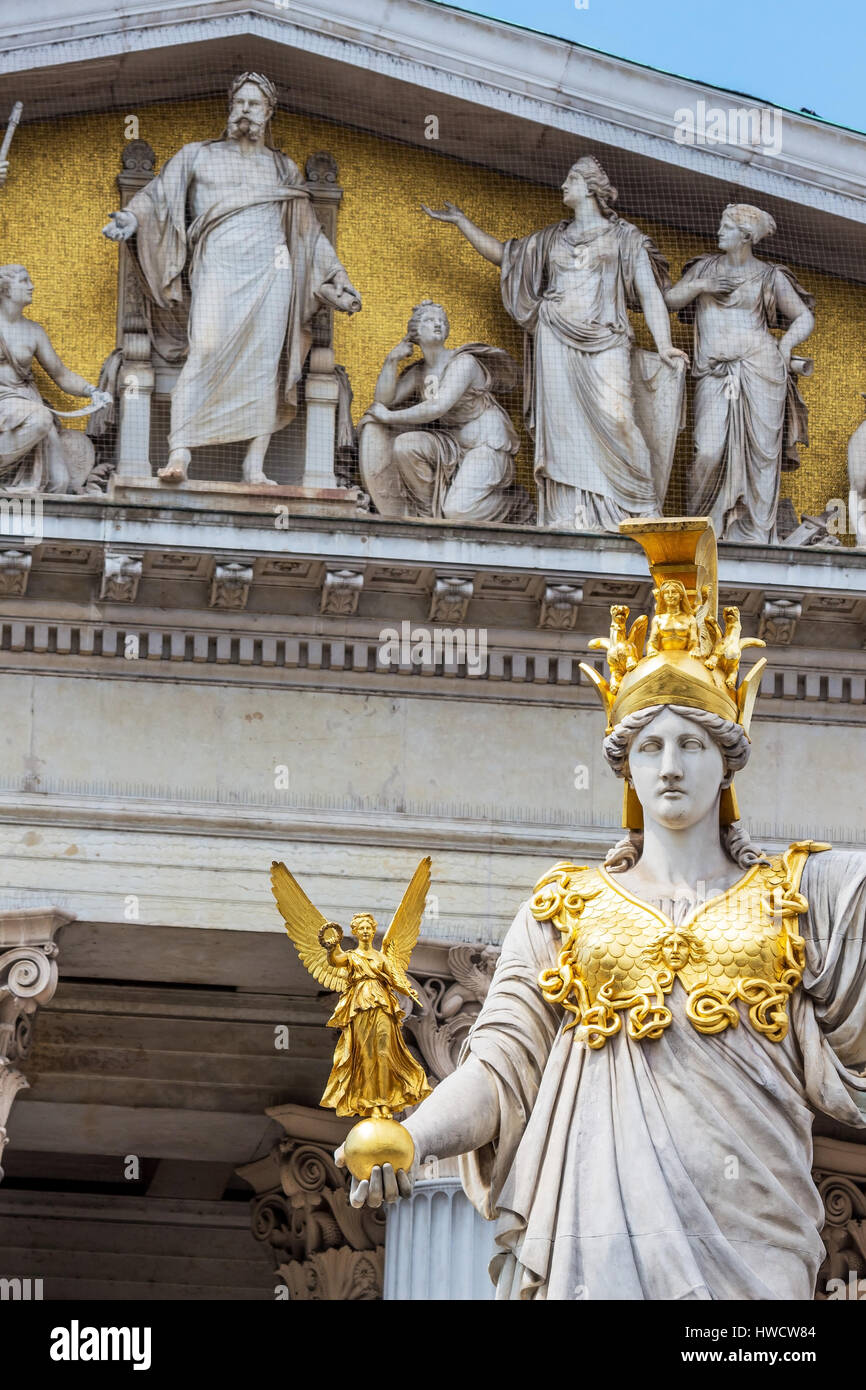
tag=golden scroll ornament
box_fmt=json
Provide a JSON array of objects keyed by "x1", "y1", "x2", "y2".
[{"x1": 533, "y1": 842, "x2": 829, "y2": 1049}]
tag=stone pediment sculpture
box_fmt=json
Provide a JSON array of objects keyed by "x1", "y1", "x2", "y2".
[
  {"x1": 358, "y1": 299, "x2": 533, "y2": 523},
  {"x1": 847, "y1": 393, "x2": 866, "y2": 548},
  {"x1": 0, "y1": 264, "x2": 111, "y2": 494},
  {"x1": 101, "y1": 72, "x2": 361, "y2": 487},
  {"x1": 666, "y1": 204, "x2": 815, "y2": 543},
  {"x1": 338, "y1": 516, "x2": 866, "y2": 1301},
  {"x1": 423, "y1": 157, "x2": 688, "y2": 531}
]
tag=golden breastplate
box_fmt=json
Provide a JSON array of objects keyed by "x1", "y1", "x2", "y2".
[{"x1": 531, "y1": 842, "x2": 828, "y2": 1048}]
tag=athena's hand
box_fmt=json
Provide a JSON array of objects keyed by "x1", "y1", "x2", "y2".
[{"x1": 335, "y1": 1146, "x2": 414, "y2": 1209}]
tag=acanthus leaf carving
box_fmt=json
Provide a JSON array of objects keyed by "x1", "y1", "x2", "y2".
[{"x1": 404, "y1": 944, "x2": 499, "y2": 1084}]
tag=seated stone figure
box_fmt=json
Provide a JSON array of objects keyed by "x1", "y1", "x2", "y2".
[
  {"x1": 359, "y1": 300, "x2": 528, "y2": 523},
  {"x1": 0, "y1": 264, "x2": 109, "y2": 492}
]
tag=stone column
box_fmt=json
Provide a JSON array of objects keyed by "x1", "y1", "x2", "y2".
[
  {"x1": 379, "y1": 947, "x2": 501, "y2": 1299},
  {"x1": 0, "y1": 909, "x2": 69, "y2": 1180},
  {"x1": 384, "y1": 1158, "x2": 496, "y2": 1301}
]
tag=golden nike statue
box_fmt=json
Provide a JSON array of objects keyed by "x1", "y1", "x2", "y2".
[{"x1": 270, "y1": 856, "x2": 433, "y2": 1178}]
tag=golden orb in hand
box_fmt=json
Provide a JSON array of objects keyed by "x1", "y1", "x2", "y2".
[{"x1": 343, "y1": 1117, "x2": 415, "y2": 1181}]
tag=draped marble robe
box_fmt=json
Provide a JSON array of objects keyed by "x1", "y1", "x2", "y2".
[
  {"x1": 677, "y1": 254, "x2": 814, "y2": 543},
  {"x1": 125, "y1": 140, "x2": 350, "y2": 451},
  {"x1": 500, "y1": 218, "x2": 679, "y2": 530},
  {"x1": 0, "y1": 329, "x2": 70, "y2": 492},
  {"x1": 458, "y1": 850, "x2": 866, "y2": 1300}
]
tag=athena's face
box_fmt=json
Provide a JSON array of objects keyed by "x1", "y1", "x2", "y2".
[{"x1": 626, "y1": 708, "x2": 725, "y2": 831}]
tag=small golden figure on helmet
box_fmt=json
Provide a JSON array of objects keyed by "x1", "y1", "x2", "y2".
[
  {"x1": 646, "y1": 579, "x2": 701, "y2": 657},
  {"x1": 707, "y1": 605, "x2": 765, "y2": 691},
  {"x1": 588, "y1": 604, "x2": 647, "y2": 697}
]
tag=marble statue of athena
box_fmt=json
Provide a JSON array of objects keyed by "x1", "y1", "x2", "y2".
[
  {"x1": 102, "y1": 72, "x2": 361, "y2": 484},
  {"x1": 342, "y1": 521, "x2": 866, "y2": 1300},
  {"x1": 424, "y1": 157, "x2": 688, "y2": 530}
]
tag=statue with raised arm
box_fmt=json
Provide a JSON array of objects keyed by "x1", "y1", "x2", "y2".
[
  {"x1": 101, "y1": 72, "x2": 361, "y2": 486},
  {"x1": 271, "y1": 857, "x2": 432, "y2": 1186},
  {"x1": 0, "y1": 264, "x2": 110, "y2": 493},
  {"x1": 423, "y1": 157, "x2": 688, "y2": 530},
  {"x1": 666, "y1": 205, "x2": 815, "y2": 542},
  {"x1": 358, "y1": 299, "x2": 526, "y2": 522},
  {"x1": 341, "y1": 516, "x2": 866, "y2": 1300}
]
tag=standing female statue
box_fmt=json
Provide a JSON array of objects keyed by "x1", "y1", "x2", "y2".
[
  {"x1": 423, "y1": 157, "x2": 688, "y2": 530},
  {"x1": 340, "y1": 518, "x2": 866, "y2": 1301},
  {"x1": 666, "y1": 205, "x2": 814, "y2": 543}
]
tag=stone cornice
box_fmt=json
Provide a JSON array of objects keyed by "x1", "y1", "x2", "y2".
[
  {"x1": 1, "y1": 0, "x2": 865, "y2": 287},
  {"x1": 2, "y1": 1, "x2": 864, "y2": 206},
  {"x1": 0, "y1": 787, "x2": 862, "y2": 862}
]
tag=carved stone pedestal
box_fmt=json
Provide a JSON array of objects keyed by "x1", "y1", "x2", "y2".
[
  {"x1": 383, "y1": 1162, "x2": 496, "y2": 1301},
  {"x1": 107, "y1": 477, "x2": 367, "y2": 518}
]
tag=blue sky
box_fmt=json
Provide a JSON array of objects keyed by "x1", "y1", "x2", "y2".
[{"x1": 438, "y1": 0, "x2": 864, "y2": 134}]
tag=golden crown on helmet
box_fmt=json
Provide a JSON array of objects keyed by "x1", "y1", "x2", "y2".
[{"x1": 579, "y1": 517, "x2": 767, "y2": 828}]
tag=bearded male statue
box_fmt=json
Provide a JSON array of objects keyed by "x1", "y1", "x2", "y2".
[{"x1": 102, "y1": 72, "x2": 361, "y2": 485}]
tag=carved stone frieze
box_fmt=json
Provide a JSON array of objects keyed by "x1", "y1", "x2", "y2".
[
  {"x1": 304, "y1": 152, "x2": 339, "y2": 186},
  {"x1": 0, "y1": 550, "x2": 32, "y2": 597},
  {"x1": 429, "y1": 575, "x2": 473, "y2": 625},
  {"x1": 209, "y1": 562, "x2": 254, "y2": 611},
  {"x1": 120, "y1": 139, "x2": 156, "y2": 176},
  {"x1": 278, "y1": 1245, "x2": 384, "y2": 1301},
  {"x1": 759, "y1": 596, "x2": 803, "y2": 645},
  {"x1": 539, "y1": 582, "x2": 583, "y2": 631},
  {"x1": 405, "y1": 943, "x2": 499, "y2": 1084},
  {"x1": 99, "y1": 552, "x2": 142, "y2": 603},
  {"x1": 321, "y1": 568, "x2": 363, "y2": 616},
  {"x1": 244, "y1": 1131, "x2": 386, "y2": 1300},
  {"x1": 814, "y1": 1166, "x2": 866, "y2": 1299}
]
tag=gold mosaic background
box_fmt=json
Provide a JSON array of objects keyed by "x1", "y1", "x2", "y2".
[{"x1": 3, "y1": 98, "x2": 865, "y2": 528}]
